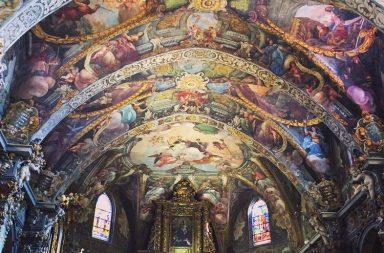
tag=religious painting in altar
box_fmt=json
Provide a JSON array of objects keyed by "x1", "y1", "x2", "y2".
[{"x1": 171, "y1": 216, "x2": 193, "y2": 247}]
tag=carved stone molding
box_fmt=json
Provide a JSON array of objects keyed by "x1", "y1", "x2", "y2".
[
  {"x1": 0, "y1": 0, "x2": 71, "y2": 53},
  {"x1": 0, "y1": 37, "x2": 5, "y2": 88},
  {"x1": 343, "y1": 0, "x2": 384, "y2": 31}
]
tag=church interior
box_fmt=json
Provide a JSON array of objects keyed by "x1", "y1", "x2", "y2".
[{"x1": 1, "y1": 0, "x2": 384, "y2": 252}]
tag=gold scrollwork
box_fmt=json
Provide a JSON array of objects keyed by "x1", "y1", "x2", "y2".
[
  {"x1": 154, "y1": 179, "x2": 216, "y2": 253},
  {"x1": 235, "y1": 87, "x2": 322, "y2": 126},
  {"x1": 265, "y1": 18, "x2": 377, "y2": 58},
  {"x1": 54, "y1": 14, "x2": 157, "y2": 77},
  {"x1": 68, "y1": 87, "x2": 150, "y2": 146},
  {"x1": 31, "y1": 10, "x2": 152, "y2": 44},
  {"x1": 68, "y1": 81, "x2": 153, "y2": 119},
  {"x1": 250, "y1": 21, "x2": 363, "y2": 92}
]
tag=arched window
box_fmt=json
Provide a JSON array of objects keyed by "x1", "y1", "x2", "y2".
[
  {"x1": 92, "y1": 193, "x2": 113, "y2": 241},
  {"x1": 248, "y1": 198, "x2": 271, "y2": 247}
]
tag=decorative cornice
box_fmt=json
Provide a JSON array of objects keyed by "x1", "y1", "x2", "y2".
[{"x1": 0, "y1": 131, "x2": 33, "y2": 156}]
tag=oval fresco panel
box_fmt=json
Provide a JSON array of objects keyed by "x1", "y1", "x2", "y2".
[{"x1": 129, "y1": 122, "x2": 245, "y2": 172}]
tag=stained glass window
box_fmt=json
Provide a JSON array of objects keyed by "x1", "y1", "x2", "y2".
[
  {"x1": 92, "y1": 193, "x2": 113, "y2": 241},
  {"x1": 248, "y1": 199, "x2": 271, "y2": 246}
]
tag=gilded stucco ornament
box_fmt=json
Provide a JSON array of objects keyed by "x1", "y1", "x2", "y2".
[
  {"x1": 188, "y1": 0, "x2": 227, "y2": 12},
  {"x1": 1, "y1": 101, "x2": 39, "y2": 143},
  {"x1": 172, "y1": 178, "x2": 196, "y2": 202},
  {"x1": 0, "y1": 152, "x2": 25, "y2": 252},
  {"x1": 307, "y1": 178, "x2": 342, "y2": 211},
  {"x1": 0, "y1": 0, "x2": 22, "y2": 23},
  {"x1": 354, "y1": 111, "x2": 384, "y2": 154},
  {"x1": 20, "y1": 207, "x2": 65, "y2": 253},
  {"x1": 176, "y1": 72, "x2": 209, "y2": 91}
]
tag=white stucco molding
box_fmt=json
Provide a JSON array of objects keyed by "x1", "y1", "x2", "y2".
[{"x1": 0, "y1": 0, "x2": 71, "y2": 53}]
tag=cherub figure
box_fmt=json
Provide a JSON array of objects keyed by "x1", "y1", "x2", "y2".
[{"x1": 349, "y1": 165, "x2": 375, "y2": 200}]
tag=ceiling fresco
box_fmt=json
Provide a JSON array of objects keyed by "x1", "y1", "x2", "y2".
[
  {"x1": 1, "y1": 1, "x2": 384, "y2": 251},
  {"x1": 1, "y1": 0, "x2": 382, "y2": 201},
  {"x1": 5, "y1": 4, "x2": 382, "y2": 145},
  {"x1": 128, "y1": 122, "x2": 246, "y2": 172},
  {"x1": 0, "y1": 0, "x2": 380, "y2": 179}
]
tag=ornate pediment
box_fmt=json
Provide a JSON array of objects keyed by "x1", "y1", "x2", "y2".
[{"x1": 172, "y1": 178, "x2": 197, "y2": 202}]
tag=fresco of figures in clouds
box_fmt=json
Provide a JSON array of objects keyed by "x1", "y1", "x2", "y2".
[
  {"x1": 129, "y1": 122, "x2": 245, "y2": 172},
  {"x1": 9, "y1": 5, "x2": 382, "y2": 132}
]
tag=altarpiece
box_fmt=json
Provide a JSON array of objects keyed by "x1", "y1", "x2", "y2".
[{"x1": 152, "y1": 179, "x2": 216, "y2": 253}]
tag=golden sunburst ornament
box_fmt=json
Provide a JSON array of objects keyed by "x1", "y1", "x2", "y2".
[
  {"x1": 176, "y1": 72, "x2": 209, "y2": 90},
  {"x1": 188, "y1": 0, "x2": 227, "y2": 12}
]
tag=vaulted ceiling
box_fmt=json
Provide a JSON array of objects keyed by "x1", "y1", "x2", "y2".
[{"x1": 1, "y1": 0, "x2": 384, "y2": 251}]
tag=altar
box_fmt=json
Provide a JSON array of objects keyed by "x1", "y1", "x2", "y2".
[{"x1": 151, "y1": 179, "x2": 216, "y2": 253}]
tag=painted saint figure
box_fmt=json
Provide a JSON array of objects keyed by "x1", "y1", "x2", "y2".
[
  {"x1": 55, "y1": 0, "x2": 100, "y2": 24},
  {"x1": 302, "y1": 122, "x2": 330, "y2": 174},
  {"x1": 14, "y1": 43, "x2": 60, "y2": 99}
]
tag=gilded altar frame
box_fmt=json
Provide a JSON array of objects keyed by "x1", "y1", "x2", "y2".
[{"x1": 152, "y1": 179, "x2": 216, "y2": 253}]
